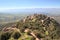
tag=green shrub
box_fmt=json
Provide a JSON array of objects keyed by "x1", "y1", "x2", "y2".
[
  {"x1": 12, "y1": 32, "x2": 21, "y2": 39},
  {"x1": 0, "y1": 32, "x2": 12, "y2": 40}
]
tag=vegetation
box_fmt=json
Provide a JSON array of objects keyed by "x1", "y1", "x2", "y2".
[{"x1": 0, "y1": 14, "x2": 60, "y2": 40}]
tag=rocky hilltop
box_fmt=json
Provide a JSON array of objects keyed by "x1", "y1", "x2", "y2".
[{"x1": 0, "y1": 14, "x2": 60, "y2": 40}]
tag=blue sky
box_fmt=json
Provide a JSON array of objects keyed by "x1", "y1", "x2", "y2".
[{"x1": 0, "y1": 0, "x2": 60, "y2": 10}]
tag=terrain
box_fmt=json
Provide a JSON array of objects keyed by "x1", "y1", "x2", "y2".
[
  {"x1": 0, "y1": 13, "x2": 60, "y2": 32},
  {"x1": 0, "y1": 8, "x2": 60, "y2": 40},
  {"x1": 0, "y1": 13, "x2": 29, "y2": 24},
  {"x1": 0, "y1": 8, "x2": 60, "y2": 24},
  {"x1": 0, "y1": 14, "x2": 60, "y2": 40}
]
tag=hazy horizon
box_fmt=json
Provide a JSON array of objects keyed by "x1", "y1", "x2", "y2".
[{"x1": 0, "y1": 0, "x2": 60, "y2": 11}]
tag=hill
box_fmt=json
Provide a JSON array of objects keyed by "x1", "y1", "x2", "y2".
[{"x1": 0, "y1": 14, "x2": 60, "y2": 40}]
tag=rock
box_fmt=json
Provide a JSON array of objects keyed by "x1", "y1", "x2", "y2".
[
  {"x1": 1, "y1": 14, "x2": 60, "y2": 40},
  {"x1": 17, "y1": 14, "x2": 60, "y2": 39}
]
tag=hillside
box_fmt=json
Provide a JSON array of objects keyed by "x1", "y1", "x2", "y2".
[{"x1": 0, "y1": 14, "x2": 60, "y2": 40}]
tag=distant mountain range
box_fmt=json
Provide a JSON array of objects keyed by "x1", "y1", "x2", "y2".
[{"x1": 0, "y1": 8, "x2": 60, "y2": 15}]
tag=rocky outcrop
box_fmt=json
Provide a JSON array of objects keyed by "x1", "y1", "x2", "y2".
[
  {"x1": 17, "y1": 14, "x2": 60, "y2": 39},
  {"x1": 0, "y1": 14, "x2": 60, "y2": 40}
]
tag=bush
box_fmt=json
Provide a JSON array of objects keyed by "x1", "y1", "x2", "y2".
[
  {"x1": 0, "y1": 32, "x2": 12, "y2": 40},
  {"x1": 12, "y1": 32, "x2": 21, "y2": 39}
]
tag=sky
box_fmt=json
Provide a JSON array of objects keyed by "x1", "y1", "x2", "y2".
[{"x1": 0, "y1": 0, "x2": 60, "y2": 10}]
